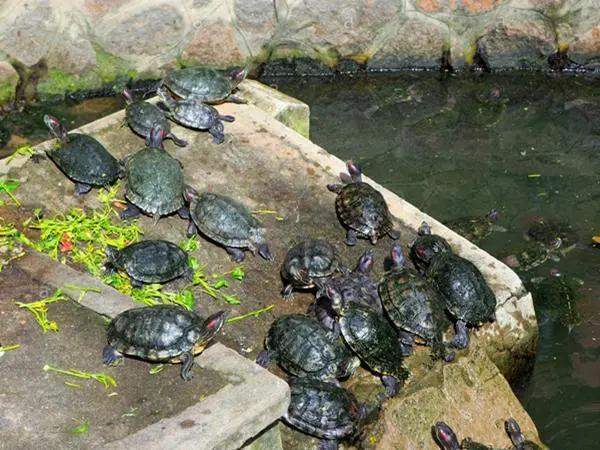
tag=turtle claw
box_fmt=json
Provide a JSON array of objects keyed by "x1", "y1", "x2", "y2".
[
  {"x1": 345, "y1": 230, "x2": 358, "y2": 246},
  {"x1": 219, "y1": 115, "x2": 235, "y2": 123},
  {"x1": 226, "y1": 247, "x2": 246, "y2": 262},
  {"x1": 120, "y1": 203, "x2": 141, "y2": 220},
  {"x1": 256, "y1": 350, "x2": 270, "y2": 368},
  {"x1": 318, "y1": 439, "x2": 339, "y2": 450},
  {"x1": 450, "y1": 320, "x2": 469, "y2": 349},
  {"x1": 168, "y1": 133, "x2": 188, "y2": 147},
  {"x1": 74, "y1": 182, "x2": 92, "y2": 196},
  {"x1": 388, "y1": 229, "x2": 401, "y2": 240},
  {"x1": 102, "y1": 346, "x2": 123, "y2": 366},
  {"x1": 281, "y1": 284, "x2": 294, "y2": 301},
  {"x1": 381, "y1": 375, "x2": 400, "y2": 397}
]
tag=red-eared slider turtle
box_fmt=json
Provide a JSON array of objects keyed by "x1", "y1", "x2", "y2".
[
  {"x1": 157, "y1": 87, "x2": 235, "y2": 144},
  {"x1": 379, "y1": 244, "x2": 453, "y2": 361},
  {"x1": 105, "y1": 240, "x2": 191, "y2": 288},
  {"x1": 281, "y1": 239, "x2": 342, "y2": 300},
  {"x1": 122, "y1": 89, "x2": 187, "y2": 146},
  {"x1": 121, "y1": 125, "x2": 188, "y2": 224},
  {"x1": 444, "y1": 209, "x2": 504, "y2": 243},
  {"x1": 502, "y1": 239, "x2": 562, "y2": 272},
  {"x1": 409, "y1": 222, "x2": 453, "y2": 274},
  {"x1": 504, "y1": 418, "x2": 542, "y2": 450},
  {"x1": 285, "y1": 377, "x2": 364, "y2": 450},
  {"x1": 528, "y1": 270, "x2": 582, "y2": 329},
  {"x1": 327, "y1": 161, "x2": 400, "y2": 246},
  {"x1": 103, "y1": 305, "x2": 226, "y2": 380},
  {"x1": 338, "y1": 303, "x2": 409, "y2": 397},
  {"x1": 256, "y1": 314, "x2": 359, "y2": 381},
  {"x1": 184, "y1": 189, "x2": 272, "y2": 263},
  {"x1": 413, "y1": 246, "x2": 496, "y2": 349},
  {"x1": 43, "y1": 115, "x2": 120, "y2": 195},
  {"x1": 525, "y1": 216, "x2": 578, "y2": 254},
  {"x1": 312, "y1": 250, "x2": 381, "y2": 334},
  {"x1": 160, "y1": 67, "x2": 247, "y2": 104}
]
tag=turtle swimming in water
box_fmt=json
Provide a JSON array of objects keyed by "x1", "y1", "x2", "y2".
[
  {"x1": 502, "y1": 239, "x2": 562, "y2": 272},
  {"x1": 528, "y1": 269, "x2": 582, "y2": 330},
  {"x1": 105, "y1": 240, "x2": 191, "y2": 288},
  {"x1": 160, "y1": 67, "x2": 247, "y2": 104},
  {"x1": 43, "y1": 115, "x2": 120, "y2": 195},
  {"x1": 327, "y1": 160, "x2": 400, "y2": 246},
  {"x1": 444, "y1": 209, "x2": 505, "y2": 243},
  {"x1": 184, "y1": 189, "x2": 273, "y2": 262},
  {"x1": 157, "y1": 87, "x2": 235, "y2": 144},
  {"x1": 103, "y1": 305, "x2": 226, "y2": 380},
  {"x1": 285, "y1": 377, "x2": 364, "y2": 450},
  {"x1": 122, "y1": 89, "x2": 187, "y2": 146}
]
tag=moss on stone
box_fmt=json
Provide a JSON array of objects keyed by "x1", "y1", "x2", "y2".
[{"x1": 0, "y1": 81, "x2": 16, "y2": 103}]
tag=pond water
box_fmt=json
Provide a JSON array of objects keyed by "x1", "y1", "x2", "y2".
[{"x1": 262, "y1": 71, "x2": 600, "y2": 449}]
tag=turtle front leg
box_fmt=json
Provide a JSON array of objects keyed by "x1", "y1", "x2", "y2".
[
  {"x1": 281, "y1": 283, "x2": 294, "y2": 301},
  {"x1": 74, "y1": 182, "x2": 92, "y2": 196},
  {"x1": 120, "y1": 202, "x2": 141, "y2": 220},
  {"x1": 130, "y1": 278, "x2": 143, "y2": 289},
  {"x1": 227, "y1": 94, "x2": 247, "y2": 104},
  {"x1": 318, "y1": 439, "x2": 339, "y2": 450},
  {"x1": 326, "y1": 183, "x2": 343, "y2": 193},
  {"x1": 179, "y1": 350, "x2": 195, "y2": 381},
  {"x1": 102, "y1": 346, "x2": 123, "y2": 366},
  {"x1": 219, "y1": 115, "x2": 235, "y2": 123},
  {"x1": 345, "y1": 229, "x2": 358, "y2": 246},
  {"x1": 397, "y1": 331, "x2": 414, "y2": 357},
  {"x1": 177, "y1": 206, "x2": 190, "y2": 220},
  {"x1": 450, "y1": 320, "x2": 469, "y2": 349},
  {"x1": 186, "y1": 220, "x2": 197, "y2": 238},
  {"x1": 388, "y1": 228, "x2": 401, "y2": 240},
  {"x1": 381, "y1": 375, "x2": 400, "y2": 397},
  {"x1": 225, "y1": 247, "x2": 246, "y2": 262},
  {"x1": 208, "y1": 124, "x2": 225, "y2": 144},
  {"x1": 255, "y1": 349, "x2": 271, "y2": 368},
  {"x1": 168, "y1": 132, "x2": 188, "y2": 147}
]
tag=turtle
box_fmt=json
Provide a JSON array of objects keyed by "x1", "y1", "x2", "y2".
[
  {"x1": 157, "y1": 87, "x2": 235, "y2": 144},
  {"x1": 528, "y1": 269, "x2": 582, "y2": 330},
  {"x1": 104, "y1": 240, "x2": 192, "y2": 288},
  {"x1": 311, "y1": 249, "x2": 381, "y2": 334},
  {"x1": 281, "y1": 239, "x2": 342, "y2": 300},
  {"x1": 378, "y1": 243, "x2": 454, "y2": 361},
  {"x1": 327, "y1": 160, "x2": 400, "y2": 246},
  {"x1": 256, "y1": 314, "x2": 360, "y2": 381},
  {"x1": 184, "y1": 189, "x2": 272, "y2": 263},
  {"x1": 159, "y1": 67, "x2": 248, "y2": 104},
  {"x1": 409, "y1": 221, "x2": 453, "y2": 274},
  {"x1": 122, "y1": 89, "x2": 187, "y2": 146},
  {"x1": 444, "y1": 209, "x2": 505, "y2": 243},
  {"x1": 504, "y1": 418, "x2": 543, "y2": 450},
  {"x1": 285, "y1": 377, "x2": 364, "y2": 450},
  {"x1": 337, "y1": 303, "x2": 409, "y2": 397},
  {"x1": 525, "y1": 217, "x2": 578, "y2": 254},
  {"x1": 43, "y1": 115, "x2": 120, "y2": 195},
  {"x1": 502, "y1": 239, "x2": 562, "y2": 272},
  {"x1": 120, "y1": 124, "x2": 188, "y2": 224},
  {"x1": 413, "y1": 245, "x2": 496, "y2": 349},
  {"x1": 102, "y1": 304, "x2": 227, "y2": 381}
]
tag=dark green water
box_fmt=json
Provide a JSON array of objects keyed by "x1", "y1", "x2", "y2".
[{"x1": 263, "y1": 72, "x2": 600, "y2": 449}]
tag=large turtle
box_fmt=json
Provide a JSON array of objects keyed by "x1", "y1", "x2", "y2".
[
  {"x1": 160, "y1": 67, "x2": 247, "y2": 104},
  {"x1": 528, "y1": 269, "x2": 582, "y2": 329},
  {"x1": 409, "y1": 222, "x2": 453, "y2": 274},
  {"x1": 327, "y1": 161, "x2": 400, "y2": 246},
  {"x1": 338, "y1": 303, "x2": 409, "y2": 397},
  {"x1": 285, "y1": 377, "x2": 364, "y2": 450},
  {"x1": 122, "y1": 89, "x2": 187, "y2": 146},
  {"x1": 312, "y1": 250, "x2": 381, "y2": 334},
  {"x1": 103, "y1": 305, "x2": 226, "y2": 380},
  {"x1": 105, "y1": 240, "x2": 191, "y2": 288},
  {"x1": 281, "y1": 239, "x2": 342, "y2": 300},
  {"x1": 43, "y1": 115, "x2": 120, "y2": 195},
  {"x1": 379, "y1": 244, "x2": 453, "y2": 361},
  {"x1": 157, "y1": 87, "x2": 235, "y2": 144},
  {"x1": 121, "y1": 125, "x2": 188, "y2": 223},
  {"x1": 256, "y1": 314, "x2": 359, "y2": 381},
  {"x1": 444, "y1": 209, "x2": 504, "y2": 243},
  {"x1": 184, "y1": 189, "x2": 272, "y2": 262}
]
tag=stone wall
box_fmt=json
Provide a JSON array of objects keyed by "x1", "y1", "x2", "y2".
[{"x1": 1, "y1": 0, "x2": 599, "y2": 104}]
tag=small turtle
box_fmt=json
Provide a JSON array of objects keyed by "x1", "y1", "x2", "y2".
[
  {"x1": 526, "y1": 217, "x2": 578, "y2": 254},
  {"x1": 157, "y1": 87, "x2": 235, "y2": 144},
  {"x1": 103, "y1": 305, "x2": 226, "y2": 380},
  {"x1": 256, "y1": 314, "x2": 359, "y2": 381},
  {"x1": 379, "y1": 244, "x2": 453, "y2": 361},
  {"x1": 122, "y1": 89, "x2": 187, "y2": 146},
  {"x1": 160, "y1": 67, "x2": 247, "y2": 104},
  {"x1": 444, "y1": 209, "x2": 504, "y2": 243},
  {"x1": 120, "y1": 125, "x2": 188, "y2": 223},
  {"x1": 528, "y1": 270, "x2": 582, "y2": 329},
  {"x1": 43, "y1": 115, "x2": 120, "y2": 195},
  {"x1": 312, "y1": 249, "x2": 381, "y2": 333},
  {"x1": 285, "y1": 377, "x2": 363, "y2": 450},
  {"x1": 105, "y1": 240, "x2": 191, "y2": 288},
  {"x1": 281, "y1": 239, "x2": 342, "y2": 300},
  {"x1": 502, "y1": 239, "x2": 562, "y2": 272},
  {"x1": 409, "y1": 222, "x2": 453, "y2": 274},
  {"x1": 413, "y1": 245, "x2": 496, "y2": 349},
  {"x1": 504, "y1": 418, "x2": 543, "y2": 450},
  {"x1": 338, "y1": 303, "x2": 409, "y2": 397},
  {"x1": 184, "y1": 189, "x2": 272, "y2": 262},
  {"x1": 328, "y1": 161, "x2": 400, "y2": 246}
]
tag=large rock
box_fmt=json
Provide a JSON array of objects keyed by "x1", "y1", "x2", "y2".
[
  {"x1": 0, "y1": 60, "x2": 18, "y2": 103},
  {"x1": 181, "y1": 20, "x2": 248, "y2": 67}
]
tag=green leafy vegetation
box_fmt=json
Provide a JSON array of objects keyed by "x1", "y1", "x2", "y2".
[
  {"x1": 227, "y1": 305, "x2": 274, "y2": 323},
  {"x1": 70, "y1": 419, "x2": 90, "y2": 435},
  {"x1": 15, "y1": 289, "x2": 66, "y2": 332},
  {"x1": 6, "y1": 144, "x2": 36, "y2": 164},
  {"x1": 43, "y1": 364, "x2": 117, "y2": 390},
  {"x1": 0, "y1": 178, "x2": 20, "y2": 206},
  {"x1": 0, "y1": 344, "x2": 20, "y2": 353}
]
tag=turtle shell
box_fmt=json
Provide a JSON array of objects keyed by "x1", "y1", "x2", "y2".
[
  {"x1": 379, "y1": 267, "x2": 449, "y2": 342},
  {"x1": 281, "y1": 239, "x2": 340, "y2": 289},
  {"x1": 428, "y1": 253, "x2": 496, "y2": 325},
  {"x1": 167, "y1": 99, "x2": 218, "y2": 130},
  {"x1": 47, "y1": 133, "x2": 120, "y2": 186},
  {"x1": 285, "y1": 377, "x2": 361, "y2": 440},
  {"x1": 265, "y1": 314, "x2": 346, "y2": 380},
  {"x1": 410, "y1": 233, "x2": 453, "y2": 273},
  {"x1": 163, "y1": 67, "x2": 234, "y2": 103},
  {"x1": 322, "y1": 269, "x2": 382, "y2": 314},
  {"x1": 113, "y1": 240, "x2": 189, "y2": 283},
  {"x1": 444, "y1": 216, "x2": 492, "y2": 242},
  {"x1": 126, "y1": 100, "x2": 172, "y2": 138},
  {"x1": 106, "y1": 305, "x2": 205, "y2": 361},
  {"x1": 189, "y1": 193, "x2": 264, "y2": 249},
  {"x1": 124, "y1": 147, "x2": 184, "y2": 216},
  {"x1": 335, "y1": 182, "x2": 393, "y2": 239},
  {"x1": 339, "y1": 304, "x2": 408, "y2": 380}
]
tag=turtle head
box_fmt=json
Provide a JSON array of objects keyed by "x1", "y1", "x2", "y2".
[
  {"x1": 156, "y1": 85, "x2": 176, "y2": 109},
  {"x1": 183, "y1": 185, "x2": 199, "y2": 204},
  {"x1": 346, "y1": 160, "x2": 363, "y2": 182},
  {"x1": 356, "y1": 249, "x2": 374, "y2": 273},
  {"x1": 105, "y1": 245, "x2": 121, "y2": 266},
  {"x1": 256, "y1": 241, "x2": 273, "y2": 262},
  {"x1": 196, "y1": 310, "x2": 228, "y2": 343},
  {"x1": 488, "y1": 208, "x2": 500, "y2": 222},
  {"x1": 325, "y1": 285, "x2": 343, "y2": 312},
  {"x1": 228, "y1": 67, "x2": 248, "y2": 87},
  {"x1": 122, "y1": 89, "x2": 134, "y2": 104},
  {"x1": 418, "y1": 221, "x2": 432, "y2": 236},
  {"x1": 146, "y1": 124, "x2": 168, "y2": 149},
  {"x1": 390, "y1": 243, "x2": 407, "y2": 269},
  {"x1": 505, "y1": 418, "x2": 526, "y2": 447},
  {"x1": 433, "y1": 422, "x2": 461, "y2": 450},
  {"x1": 43, "y1": 114, "x2": 68, "y2": 142}
]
